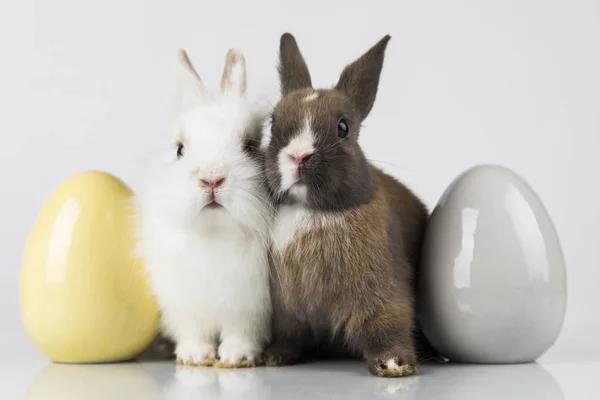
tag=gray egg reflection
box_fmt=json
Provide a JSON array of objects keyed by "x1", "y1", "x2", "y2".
[
  {"x1": 26, "y1": 362, "x2": 162, "y2": 400},
  {"x1": 164, "y1": 366, "x2": 270, "y2": 400},
  {"x1": 416, "y1": 363, "x2": 565, "y2": 400}
]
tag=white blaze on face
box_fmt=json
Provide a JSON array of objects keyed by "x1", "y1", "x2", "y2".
[
  {"x1": 303, "y1": 92, "x2": 319, "y2": 102},
  {"x1": 277, "y1": 117, "x2": 315, "y2": 201},
  {"x1": 288, "y1": 182, "x2": 308, "y2": 201}
]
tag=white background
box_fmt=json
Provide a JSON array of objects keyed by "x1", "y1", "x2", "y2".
[{"x1": 0, "y1": 0, "x2": 598, "y2": 370}]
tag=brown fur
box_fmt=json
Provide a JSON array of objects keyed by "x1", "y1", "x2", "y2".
[
  {"x1": 267, "y1": 169, "x2": 428, "y2": 376},
  {"x1": 264, "y1": 33, "x2": 435, "y2": 377},
  {"x1": 278, "y1": 33, "x2": 313, "y2": 95},
  {"x1": 336, "y1": 35, "x2": 390, "y2": 120},
  {"x1": 268, "y1": 87, "x2": 376, "y2": 211}
]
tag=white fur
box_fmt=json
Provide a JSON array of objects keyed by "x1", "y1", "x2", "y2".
[
  {"x1": 134, "y1": 49, "x2": 271, "y2": 366},
  {"x1": 288, "y1": 184, "x2": 308, "y2": 202},
  {"x1": 226, "y1": 62, "x2": 246, "y2": 94},
  {"x1": 271, "y1": 204, "x2": 311, "y2": 253},
  {"x1": 165, "y1": 366, "x2": 266, "y2": 400},
  {"x1": 303, "y1": 92, "x2": 319, "y2": 102},
  {"x1": 271, "y1": 204, "x2": 344, "y2": 253},
  {"x1": 272, "y1": 119, "x2": 346, "y2": 253},
  {"x1": 276, "y1": 117, "x2": 315, "y2": 198}
]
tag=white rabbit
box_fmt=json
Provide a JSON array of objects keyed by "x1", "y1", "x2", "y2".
[{"x1": 134, "y1": 48, "x2": 272, "y2": 368}]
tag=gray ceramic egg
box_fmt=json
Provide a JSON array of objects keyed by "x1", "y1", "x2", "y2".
[{"x1": 418, "y1": 164, "x2": 567, "y2": 363}]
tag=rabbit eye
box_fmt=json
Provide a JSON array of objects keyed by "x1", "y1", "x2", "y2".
[
  {"x1": 176, "y1": 143, "x2": 185, "y2": 159},
  {"x1": 337, "y1": 119, "x2": 349, "y2": 138}
]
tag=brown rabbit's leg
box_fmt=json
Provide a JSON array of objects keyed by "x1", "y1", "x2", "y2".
[
  {"x1": 264, "y1": 305, "x2": 311, "y2": 367},
  {"x1": 347, "y1": 300, "x2": 418, "y2": 377}
]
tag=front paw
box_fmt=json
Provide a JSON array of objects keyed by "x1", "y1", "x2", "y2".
[
  {"x1": 264, "y1": 343, "x2": 302, "y2": 367},
  {"x1": 215, "y1": 337, "x2": 261, "y2": 368},
  {"x1": 175, "y1": 340, "x2": 217, "y2": 367},
  {"x1": 367, "y1": 346, "x2": 418, "y2": 378},
  {"x1": 368, "y1": 355, "x2": 418, "y2": 378}
]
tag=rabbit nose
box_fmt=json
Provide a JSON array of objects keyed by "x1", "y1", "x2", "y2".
[
  {"x1": 289, "y1": 152, "x2": 313, "y2": 166},
  {"x1": 199, "y1": 177, "x2": 226, "y2": 189}
]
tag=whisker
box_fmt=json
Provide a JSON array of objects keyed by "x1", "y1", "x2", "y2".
[{"x1": 365, "y1": 159, "x2": 416, "y2": 174}]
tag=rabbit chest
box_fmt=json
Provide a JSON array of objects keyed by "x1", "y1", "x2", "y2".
[{"x1": 271, "y1": 202, "x2": 394, "y2": 323}]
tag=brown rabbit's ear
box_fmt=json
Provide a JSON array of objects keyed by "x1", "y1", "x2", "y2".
[
  {"x1": 177, "y1": 48, "x2": 208, "y2": 111},
  {"x1": 221, "y1": 48, "x2": 247, "y2": 95},
  {"x1": 278, "y1": 33, "x2": 313, "y2": 95},
  {"x1": 335, "y1": 35, "x2": 391, "y2": 121}
]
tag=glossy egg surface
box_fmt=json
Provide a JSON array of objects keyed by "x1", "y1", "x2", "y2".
[
  {"x1": 419, "y1": 164, "x2": 567, "y2": 363},
  {"x1": 20, "y1": 170, "x2": 159, "y2": 363}
]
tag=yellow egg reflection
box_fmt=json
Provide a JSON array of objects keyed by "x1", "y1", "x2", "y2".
[
  {"x1": 20, "y1": 170, "x2": 159, "y2": 363},
  {"x1": 26, "y1": 362, "x2": 162, "y2": 400}
]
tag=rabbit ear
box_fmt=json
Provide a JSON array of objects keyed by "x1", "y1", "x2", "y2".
[
  {"x1": 278, "y1": 33, "x2": 312, "y2": 96},
  {"x1": 220, "y1": 49, "x2": 247, "y2": 95},
  {"x1": 335, "y1": 35, "x2": 391, "y2": 121},
  {"x1": 176, "y1": 48, "x2": 208, "y2": 111}
]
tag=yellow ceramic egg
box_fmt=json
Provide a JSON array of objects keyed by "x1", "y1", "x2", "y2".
[{"x1": 20, "y1": 170, "x2": 160, "y2": 363}]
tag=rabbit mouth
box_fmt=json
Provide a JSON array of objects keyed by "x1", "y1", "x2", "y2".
[
  {"x1": 294, "y1": 176, "x2": 307, "y2": 186},
  {"x1": 293, "y1": 167, "x2": 308, "y2": 186},
  {"x1": 203, "y1": 200, "x2": 223, "y2": 210}
]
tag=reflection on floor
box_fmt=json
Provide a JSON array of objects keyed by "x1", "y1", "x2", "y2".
[{"x1": 23, "y1": 359, "x2": 573, "y2": 400}]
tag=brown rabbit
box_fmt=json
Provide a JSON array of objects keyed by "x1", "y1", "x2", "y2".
[{"x1": 264, "y1": 33, "x2": 435, "y2": 377}]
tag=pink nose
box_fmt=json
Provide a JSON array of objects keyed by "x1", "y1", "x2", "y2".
[
  {"x1": 289, "y1": 153, "x2": 312, "y2": 166},
  {"x1": 200, "y1": 177, "x2": 225, "y2": 189}
]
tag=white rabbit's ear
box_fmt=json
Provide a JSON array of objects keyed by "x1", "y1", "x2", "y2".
[
  {"x1": 176, "y1": 48, "x2": 208, "y2": 111},
  {"x1": 220, "y1": 49, "x2": 246, "y2": 95}
]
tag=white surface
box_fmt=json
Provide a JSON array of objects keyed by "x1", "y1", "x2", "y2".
[
  {"x1": 3, "y1": 356, "x2": 599, "y2": 400},
  {"x1": 0, "y1": 0, "x2": 598, "y2": 375}
]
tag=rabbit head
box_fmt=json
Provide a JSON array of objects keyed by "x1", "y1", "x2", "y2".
[
  {"x1": 144, "y1": 48, "x2": 268, "y2": 233},
  {"x1": 266, "y1": 33, "x2": 391, "y2": 211}
]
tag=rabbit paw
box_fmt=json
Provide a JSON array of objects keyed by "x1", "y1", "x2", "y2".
[
  {"x1": 368, "y1": 356, "x2": 418, "y2": 378},
  {"x1": 215, "y1": 337, "x2": 260, "y2": 368},
  {"x1": 264, "y1": 343, "x2": 302, "y2": 367},
  {"x1": 175, "y1": 340, "x2": 217, "y2": 367}
]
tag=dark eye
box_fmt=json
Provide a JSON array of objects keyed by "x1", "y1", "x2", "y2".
[
  {"x1": 176, "y1": 143, "x2": 185, "y2": 159},
  {"x1": 337, "y1": 119, "x2": 349, "y2": 138}
]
